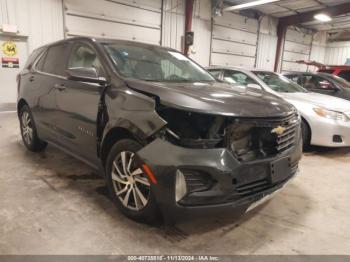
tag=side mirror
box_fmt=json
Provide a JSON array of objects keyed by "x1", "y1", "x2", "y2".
[
  {"x1": 67, "y1": 67, "x2": 106, "y2": 85},
  {"x1": 247, "y1": 83, "x2": 262, "y2": 90}
]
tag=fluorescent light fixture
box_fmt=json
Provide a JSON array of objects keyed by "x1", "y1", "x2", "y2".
[
  {"x1": 314, "y1": 13, "x2": 332, "y2": 22},
  {"x1": 224, "y1": 0, "x2": 280, "y2": 11}
]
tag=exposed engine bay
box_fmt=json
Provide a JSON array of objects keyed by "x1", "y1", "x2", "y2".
[{"x1": 156, "y1": 106, "x2": 298, "y2": 162}]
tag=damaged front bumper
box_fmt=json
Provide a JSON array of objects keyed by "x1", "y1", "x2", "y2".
[{"x1": 137, "y1": 127, "x2": 303, "y2": 222}]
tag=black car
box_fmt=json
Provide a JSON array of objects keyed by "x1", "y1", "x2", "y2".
[
  {"x1": 17, "y1": 37, "x2": 302, "y2": 223},
  {"x1": 283, "y1": 72, "x2": 350, "y2": 101}
]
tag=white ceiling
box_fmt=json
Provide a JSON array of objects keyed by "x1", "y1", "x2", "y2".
[{"x1": 224, "y1": 0, "x2": 350, "y2": 31}]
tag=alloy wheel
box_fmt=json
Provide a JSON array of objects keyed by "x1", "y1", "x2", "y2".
[
  {"x1": 21, "y1": 111, "x2": 33, "y2": 145},
  {"x1": 111, "y1": 151, "x2": 151, "y2": 211}
]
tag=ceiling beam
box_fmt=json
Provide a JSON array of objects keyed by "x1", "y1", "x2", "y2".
[{"x1": 279, "y1": 2, "x2": 350, "y2": 26}]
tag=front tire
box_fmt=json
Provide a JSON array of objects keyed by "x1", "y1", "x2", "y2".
[
  {"x1": 19, "y1": 105, "x2": 47, "y2": 152},
  {"x1": 301, "y1": 119, "x2": 311, "y2": 149},
  {"x1": 105, "y1": 139, "x2": 160, "y2": 223}
]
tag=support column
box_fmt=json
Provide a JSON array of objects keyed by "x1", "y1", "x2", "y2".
[
  {"x1": 274, "y1": 23, "x2": 287, "y2": 72},
  {"x1": 184, "y1": 0, "x2": 194, "y2": 56}
]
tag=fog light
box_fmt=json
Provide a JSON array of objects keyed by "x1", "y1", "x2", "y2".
[{"x1": 175, "y1": 170, "x2": 187, "y2": 202}]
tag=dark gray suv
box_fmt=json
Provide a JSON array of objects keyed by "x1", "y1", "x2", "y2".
[{"x1": 17, "y1": 37, "x2": 302, "y2": 223}]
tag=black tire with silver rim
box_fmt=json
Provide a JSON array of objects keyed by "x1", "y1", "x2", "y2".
[
  {"x1": 19, "y1": 105, "x2": 47, "y2": 152},
  {"x1": 106, "y1": 139, "x2": 159, "y2": 223}
]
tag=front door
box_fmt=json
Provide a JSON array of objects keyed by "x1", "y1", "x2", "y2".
[
  {"x1": 54, "y1": 41, "x2": 105, "y2": 166},
  {"x1": 0, "y1": 36, "x2": 28, "y2": 106}
]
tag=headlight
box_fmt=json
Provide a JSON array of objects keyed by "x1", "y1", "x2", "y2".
[{"x1": 313, "y1": 107, "x2": 348, "y2": 121}]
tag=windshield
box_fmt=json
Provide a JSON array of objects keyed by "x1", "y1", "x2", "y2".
[
  {"x1": 323, "y1": 73, "x2": 350, "y2": 89},
  {"x1": 254, "y1": 71, "x2": 307, "y2": 93},
  {"x1": 103, "y1": 43, "x2": 215, "y2": 82}
]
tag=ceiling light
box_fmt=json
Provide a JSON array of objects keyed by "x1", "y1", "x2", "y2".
[
  {"x1": 314, "y1": 13, "x2": 332, "y2": 22},
  {"x1": 224, "y1": 0, "x2": 280, "y2": 11}
]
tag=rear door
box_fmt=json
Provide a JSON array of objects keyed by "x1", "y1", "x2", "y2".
[
  {"x1": 30, "y1": 42, "x2": 72, "y2": 143},
  {"x1": 54, "y1": 41, "x2": 105, "y2": 166}
]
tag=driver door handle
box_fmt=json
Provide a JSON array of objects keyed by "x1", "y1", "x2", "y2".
[{"x1": 54, "y1": 83, "x2": 66, "y2": 91}]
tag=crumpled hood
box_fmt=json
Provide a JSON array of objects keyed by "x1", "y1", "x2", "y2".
[
  {"x1": 126, "y1": 79, "x2": 295, "y2": 117},
  {"x1": 280, "y1": 92, "x2": 350, "y2": 112}
]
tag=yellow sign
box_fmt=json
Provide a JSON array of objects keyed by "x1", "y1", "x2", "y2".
[{"x1": 2, "y1": 41, "x2": 17, "y2": 57}]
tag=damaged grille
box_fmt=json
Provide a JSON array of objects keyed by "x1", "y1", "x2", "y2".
[
  {"x1": 225, "y1": 113, "x2": 299, "y2": 162},
  {"x1": 157, "y1": 107, "x2": 299, "y2": 162}
]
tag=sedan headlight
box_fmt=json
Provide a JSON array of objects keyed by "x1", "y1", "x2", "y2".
[{"x1": 313, "y1": 107, "x2": 348, "y2": 121}]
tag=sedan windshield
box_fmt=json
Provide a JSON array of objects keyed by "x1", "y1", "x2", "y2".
[
  {"x1": 254, "y1": 71, "x2": 307, "y2": 93},
  {"x1": 103, "y1": 43, "x2": 215, "y2": 82}
]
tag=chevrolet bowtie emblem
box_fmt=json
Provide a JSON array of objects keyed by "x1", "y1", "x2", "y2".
[{"x1": 271, "y1": 126, "x2": 286, "y2": 135}]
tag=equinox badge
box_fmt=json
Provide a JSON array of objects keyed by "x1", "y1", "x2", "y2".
[{"x1": 271, "y1": 126, "x2": 286, "y2": 135}]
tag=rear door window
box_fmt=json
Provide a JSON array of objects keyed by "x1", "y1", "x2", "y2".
[{"x1": 42, "y1": 43, "x2": 71, "y2": 76}]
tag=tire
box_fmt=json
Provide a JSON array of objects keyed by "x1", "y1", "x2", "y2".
[
  {"x1": 105, "y1": 139, "x2": 160, "y2": 224},
  {"x1": 19, "y1": 105, "x2": 47, "y2": 152},
  {"x1": 301, "y1": 119, "x2": 311, "y2": 149}
]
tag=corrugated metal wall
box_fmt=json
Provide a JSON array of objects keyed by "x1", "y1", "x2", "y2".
[
  {"x1": 255, "y1": 16, "x2": 278, "y2": 71},
  {"x1": 210, "y1": 12, "x2": 259, "y2": 67},
  {"x1": 325, "y1": 41, "x2": 350, "y2": 65},
  {"x1": 161, "y1": 0, "x2": 211, "y2": 66},
  {"x1": 281, "y1": 27, "x2": 312, "y2": 72},
  {"x1": 0, "y1": 0, "x2": 64, "y2": 52},
  {"x1": 64, "y1": 0, "x2": 162, "y2": 45}
]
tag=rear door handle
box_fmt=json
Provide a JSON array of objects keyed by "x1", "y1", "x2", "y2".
[{"x1": 54, "y1": 83, "x2": 66, "y2": 91}]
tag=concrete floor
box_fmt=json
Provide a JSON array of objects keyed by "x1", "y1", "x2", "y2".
[{"x1": 1, "y1": 111, "x2": 350, "y2": 255}]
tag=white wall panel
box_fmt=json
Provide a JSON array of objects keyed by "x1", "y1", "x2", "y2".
[
  {"x1": 325, "y1": 42, "x2": 350, "y2": 65},
  {"x1": 0, "y1": 0, "x2": 64, "y2": 52},
  {"x1": 212, "y1": 25, "x2": 257, "y2": 45},
  {"x1": 281, "y1": 27, "x2": 312, "y2": 72},
  {"x1": 214, "y1": 12, "x2": 258, "y2": 33},
  {"x1": 212, "y1": 39, "x2": 256, "y2": 57},
  {"x1": 0, "y1": 0, "x2": 63, "y2": 104},
  {"x1": 211, "y1": 12, "x2": 258, "y2": 68},
  {"x1": 256, "y1": 33, "x2": 277, "y2": 71},
  {"x1": 161, "y1": 0, "x2": 211, "y2": 66},
  {"x1": 64, "y1": 0, "x2": 162, "y2": 44},
  {"x1": 66, "y1": 15, "x2": 160, "y2": 44},
  {"x1": 211, "y1": 53, "x2": 255, "y2": 68}
]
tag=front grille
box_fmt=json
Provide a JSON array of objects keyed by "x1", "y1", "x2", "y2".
[
  {"x1": 275, "y1": 114, "x2": 299, "y2": 153},
  {"x1": 236, "y1": 178, "x2": 269, "y2": 196},
  {"x1": 226, "y1": 113, "x2": 299, "y2": 162}
]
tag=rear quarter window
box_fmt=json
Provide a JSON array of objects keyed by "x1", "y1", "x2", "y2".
[
  {"x1": 24, "y1": 47, "x2": 46, "y2": 70},
  {"x1": 338, "y1": 71, "x2": 350, "y2": 82}
]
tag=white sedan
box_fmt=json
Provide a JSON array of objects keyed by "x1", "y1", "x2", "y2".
[{"x1": 207, "y1": 66, "x2": 350, "y2": 147}]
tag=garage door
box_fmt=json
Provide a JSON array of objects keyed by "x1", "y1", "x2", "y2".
[
  {"x1": 281, "y1": 28, "x2": 312, "y2": 72},
  {"x1": 210, "y1": 13, "x2": 258, "y2": 68},
  {"x1": 64, "y1": 0, "x2": 162, "y2": 45}
]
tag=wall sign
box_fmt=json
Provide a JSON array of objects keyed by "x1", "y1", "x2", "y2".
[
  {"x1": 2, "y1": 57, "x2": 19, "y2": 68},
  {"x1": 2, "y1": 41, "x2": 18, "y2": 57}
]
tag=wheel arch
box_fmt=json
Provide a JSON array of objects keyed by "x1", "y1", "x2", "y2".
[
  {"x1": 17, "y1": 98, "x2": 29, "y2": 117},
  {"x1": 301, "y1": 116, "x2": 312, "y2": 145},
  {"x1": 100, "y1": 126, "x2": 144, "y2": 168}
]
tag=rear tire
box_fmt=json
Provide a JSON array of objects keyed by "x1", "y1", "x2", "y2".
[
  {"x1": 19, "y1": 105, "x2": 47, "y2": 152},
  {"x1": 105, "y1": 139, "x2": 160, "y2": 224}
]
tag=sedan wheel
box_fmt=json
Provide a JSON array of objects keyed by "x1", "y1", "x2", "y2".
[{"x1": 111, "y1": 151, "x2": 151, "y2": 211}]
